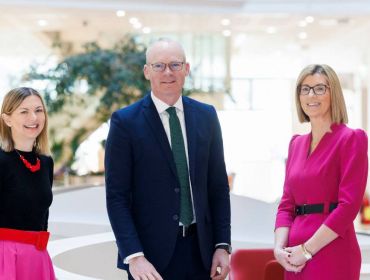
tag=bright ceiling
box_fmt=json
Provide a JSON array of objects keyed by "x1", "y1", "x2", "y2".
[
  {"x1": 0, "y1": 0, "x2": 369, "y2": 76},
  {"x1": 1, "y1": 0, "x2": 370, "y2": 49}
]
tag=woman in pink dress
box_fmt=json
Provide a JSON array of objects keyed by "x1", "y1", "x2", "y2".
[
  {"x1": 274, "y1": 64, "x2": 368, "y2": 280},
  {"x1": 0, "y1": 87, "x2": 55, "y2": 279}
]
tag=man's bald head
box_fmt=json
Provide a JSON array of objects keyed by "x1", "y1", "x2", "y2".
[{"x1": 145, "y1": 38, "x2": 186, "y2": 64}]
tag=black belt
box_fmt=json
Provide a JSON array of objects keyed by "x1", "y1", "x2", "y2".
[
  {"x1": 295, "y1": 203, "x2": 338, "y2": 215},
  {"x1": 179, "y1": 224, "x2": 196, "y2": 237}
]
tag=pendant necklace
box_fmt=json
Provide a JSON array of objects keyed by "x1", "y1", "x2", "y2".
[{"x1": 15, "y1": 150, "x2": 41, "y2": 172}]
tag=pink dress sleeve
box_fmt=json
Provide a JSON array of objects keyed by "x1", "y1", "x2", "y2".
[
  {"x1": 324, "y1": 129, "x2": 368, "y2": 237},
  {"x1": 275, "y1": 135, "x2": 299, "y2": 230}
]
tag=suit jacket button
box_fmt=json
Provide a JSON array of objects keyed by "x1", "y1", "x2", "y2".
[
  {"x1": 173, "y1": 215, "x2": 179, "y2": 221},
  {"x1": 174, "y1": 188, "x2": 180, "y2": 193}
]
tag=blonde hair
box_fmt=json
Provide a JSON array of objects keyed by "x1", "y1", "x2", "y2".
[
  {"x1": 295, "y1": 64, "x2": 348, "y2": 124},
  {"x1": 0, "y1": 87, "x2": 50, "y2": 155}
]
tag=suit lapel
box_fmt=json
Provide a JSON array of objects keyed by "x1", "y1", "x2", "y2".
[
  {"x1": 142, "y1": 95, "x2": 178, "y2": 177},
  {"x1": 183, "y1": 96, "x2": 197, "y2": 186}
]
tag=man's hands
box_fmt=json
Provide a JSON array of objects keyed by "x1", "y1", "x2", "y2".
[
  {"x1": 210, "y1": 249, "x2": 230, "y2": 280},
  {"x1": 129, "y1": 256, "x2": 163, "y2": 280},
  {"x1": 129, "y1": 248, "x2": 232, "y2": 280}
]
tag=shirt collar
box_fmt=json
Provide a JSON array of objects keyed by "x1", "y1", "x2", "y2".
[{"x1": 150, "y1": 91, "x2": 184, "y2": 114}]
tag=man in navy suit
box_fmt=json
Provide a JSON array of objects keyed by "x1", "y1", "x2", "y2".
[{"x1": 105, "y1": 38, "x2": 231, "y2": 280}]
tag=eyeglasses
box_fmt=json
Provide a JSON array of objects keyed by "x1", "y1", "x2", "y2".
[
  {"x1": 149, "y1": 62, "x2": 185, "y2": 72},
  {"x1": 299, "y1": 84, "x2": 329, "y2": 96}
]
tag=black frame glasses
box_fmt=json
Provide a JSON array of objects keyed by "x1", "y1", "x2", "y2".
[
  {"x1": 149, "y1": 61, "x2": 185, "y2": 72},
  {"x1": 299, "y1": 84, "x2": 329, "y2": 96}
]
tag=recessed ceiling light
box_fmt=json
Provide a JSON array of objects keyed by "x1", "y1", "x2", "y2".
[
  {"x1": 305, "y1": 16, "x2": 314, "y2": 23},
  {"x1": 116, "y1": 10, "x2": 126, "y2": 17},
  {"x1": 129, "y1": 17, "x2": 139, "y2": 25},
  {"x1": 38, "y1": 19, "x2": 48, "y2": 27},
  {"x1": 221, "y1": 19, "x2": 231, "y2": 26},
  {"x1": 222, "y1": 30, "x2": 231, "y2": 37}
]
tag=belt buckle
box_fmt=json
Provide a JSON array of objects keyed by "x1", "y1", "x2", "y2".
[
  {"x1": 36, "y1": 231, "x2": 50, "y2": 251},
  {"x1": 182, "y1": 225, "x2": 188, "y2": 237},
  {"x1": 303, "y1": 204, "x2": 307, "y2": 216}
]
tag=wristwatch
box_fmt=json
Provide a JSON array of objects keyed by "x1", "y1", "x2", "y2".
[{"x1": 215, "y1": 244, "x2": 232, "y2": 254}]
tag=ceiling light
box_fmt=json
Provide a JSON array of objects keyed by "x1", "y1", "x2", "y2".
[
  {"x1": 221, "y1": 19, "x2": 231, "y2": 26},
  {"x1": 142, "y1": 27, "x2": 151, "y2": 34},
  {"x1": 116, "y1": 10, "x2": 126, "y2": 17},
  {"x1": 305, "y1": 16, "x2": 314, "y2": 23},
  {"x1": 129, "y1": 17, "x2": 139, "y2": 25},
  {"x1": 37, "y1": 20, "x2": 48, "y2": 27},
  {"x1": 222, "y1": 30, "x2": 231, "y2": 37}
]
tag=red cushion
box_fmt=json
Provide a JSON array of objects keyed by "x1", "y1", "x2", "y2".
[
  {"x1": 230, "y1": 249, "x2": 275, "y2": 280},
  {"x1": 264, "y1": 260, "x2": 284, "y2": 280}
]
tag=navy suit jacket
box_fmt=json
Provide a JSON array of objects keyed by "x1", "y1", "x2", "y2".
[{"x1": 105, "y1": 94, "x2": 231, "y2": 272}]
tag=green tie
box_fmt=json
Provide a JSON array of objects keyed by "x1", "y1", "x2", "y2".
[{"x1": 166, "y1": 107, "x2": 193, "y2": 226}]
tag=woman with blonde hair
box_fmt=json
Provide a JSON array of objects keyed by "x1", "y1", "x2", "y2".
[
  {"x1": 274, "y1": 64, "x2": 368, "y2": 279},
  {"x1": 0, "y1": 87, "x2": 55, "y2": 279}
]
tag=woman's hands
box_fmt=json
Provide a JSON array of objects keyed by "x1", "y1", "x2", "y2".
[
  {"x1": 274, "y1": 246, "x2": 307, "y2": 273},
  {"x1": 284, "y1": 244, "x2": 310, "y2": 266}
]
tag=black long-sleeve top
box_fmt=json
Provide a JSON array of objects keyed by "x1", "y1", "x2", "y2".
[{"x1": 0, "y1": 149, "x2": 53, "y2": 231}]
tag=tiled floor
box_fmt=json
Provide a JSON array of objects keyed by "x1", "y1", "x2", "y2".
[{"x1": 49, "y1": 186, "x2": 370, "y2": 280}]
